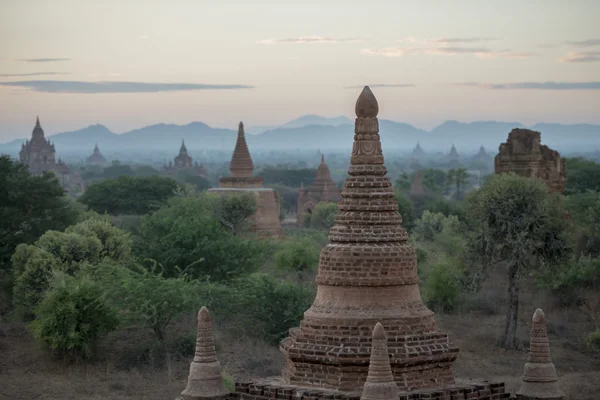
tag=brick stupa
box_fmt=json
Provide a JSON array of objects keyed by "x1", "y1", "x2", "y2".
[
  {"x1": 360, "y1": 323, "x2": 399, "y2": 400},
  {"x1": 297, "y1": 154, "x2": 342, "y2": 224},
  {"x1": 516, "y1": 309, "x2": 565, "y2": 400},
  {"x1": 208, "y1": 122, "x2": 284, "y2": 238},
  {"x1": 233, "y1": 87, "x2": 509, "y2": 400}
]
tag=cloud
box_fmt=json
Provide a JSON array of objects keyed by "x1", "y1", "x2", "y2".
[
  {"x1": 400, "y1": 37, "x2": 497, "y2": 45},
  {"x1": 565, "y1": 39, "x2": 600, "y2": 47},
  {"x1": 456, "y1": 81, "x2": 600, "y2": 90},
  {"x1": 0, "y1": 80, "x2": 255, "y2": 93},
  {"x1": 14, "y1": 58, "x2": 71, "y2": 62},
  {"x1": 560, "y1": 51, "x2": 600, "y2": 63},
  {"x1": 257, "y1": 35, "x2": 363, "y2": 44},
  {"x1": 0, "y1": 72, "x2": 68, "y2": 77},
  {"x1": 360, "y1": 47, "x2": 405, "y2": 57},
  {"x1": 344, "y1": 84, "x2": 415, "y2": 89},
  {"x1": 426, "y1": 46, "x2": 490, "y2": 55}
]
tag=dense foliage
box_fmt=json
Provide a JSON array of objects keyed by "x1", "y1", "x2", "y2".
[
  {"x1": 135, "y1": 195, "x2": 266, "y2": 280},
  {"x1": 78, "y1": 175, "x2": 179, "y2": 214}
]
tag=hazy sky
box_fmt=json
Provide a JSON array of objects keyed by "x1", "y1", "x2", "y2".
[{"x1": 1, "y1": 0, "x2": 600, "y2": 141}]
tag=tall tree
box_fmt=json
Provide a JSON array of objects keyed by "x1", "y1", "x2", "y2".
[
  {"x1": 453, "y1": 168, "x2": 470, "y2": 200},
  {"x1": 465, "y1": 173, "x2": 571, "y2": 349},
  {"x1": 0, "y1": 155, "x2": 80, "y2": 277}
]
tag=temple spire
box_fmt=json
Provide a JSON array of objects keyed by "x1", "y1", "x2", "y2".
[
  {"x1": 229, "y1": 121, "x2": 254, "y2": 178},
  {"x1": 31, "y1": 116, "x2": 45, "y2": 142},
  {"x1": 180, "y1": 306, "x2": 229, "y2": 399},
  {"x1": 360, "y1": 323, "x2": 399, "y2": 400},
  {"x1": 516, "y1": 309, "x2": 564, "y2": 400},
  {"x1": 180, "y1": 139, "x2": 188, "y2": 154}
]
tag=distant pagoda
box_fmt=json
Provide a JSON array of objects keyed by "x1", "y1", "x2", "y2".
[
  {"x1": 86, "y1": 144, "x2": 107, "y2": 165},
  {"x1": 446, "y1": 143, "x2": 460, "y2": 161},
  {"x1": 297, "y1": 154, "x2": 342, "y2": 224},
  {"x1": 209, "y1": 122, "x2": 284, "y2": 238},
  {"x1": 409, "y1": 170, "x2": 426, "y2": 199},
  {"x1": 164, "y1": 139, "x2": 207, "y2": 177},
  {"x1": 411, "y1": 141, "x2": 426, "y2": 157},
  {"x1": 472, "y1": 145, "x2": 492, "y2": 163},
  {"x1": 19, "y1": 117, "x2": 58, "y2": 176}
]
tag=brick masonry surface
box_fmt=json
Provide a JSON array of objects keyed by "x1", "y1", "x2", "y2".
[{"x1": 233, "y1": 380, "x2": 511, "y2": 400}]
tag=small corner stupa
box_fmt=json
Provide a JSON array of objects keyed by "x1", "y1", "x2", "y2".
[
  {"x1": 360, "y1": 322, "x2": 399, "y2": 400},
  {"x1": 232, "y1": 87, "x2": 508, "y2": 400},
  {"x1": 297, "y1": 154, "x2": 342, "y2": 224},
  {"x1": 179, "y1": 306, "x2": 229, "y2": 400},
  {"x1": 86, "y1": 144, "x2": 108, "y2": 165},
  {"x1": 208, "y1": 122, "x2": 284, "y2": 239},
  {"x1": 516, "y1": 309, "x2": 565, "y2": 400}
]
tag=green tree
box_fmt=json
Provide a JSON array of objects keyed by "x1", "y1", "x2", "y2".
[
  {"x1": 29, "y1": 271, "x2": 118, "y2": 361},
  {"x1": 421, "y1": 169, "x2": 446, "y2": 194},
  {"x1": 564, "y1": 157, "x2": 600, "y2": 194},
  {"x1": 205, "y1": 192, "x2": 257, "y2": 235},
  {"x1": 0, "y1": 155, "x2": 80, "y2": 281},
  {"x1": 308, "y1": 202, "x2": 338, "y2": 229},
  {"x1": 465, "y1": 173, "x2": 571, "y2": 349},
  {"x1": 135, "y1": 196, "x2": 266, "y2": 281},
  {"x1": 97, "y1": 262, "x2": 200, "y2": 378},
  {"x1": 275, "y1": 238, "x2": 320, "y2": 281},
  {"x1": 395, "y1": 193, "x2": 415, "y2": 231},
  {"x1": 452, "y1": 168, "x2": 470, "y2": 200},
  {"x1": 79, "y1": 175, "x2": 179, "y2": 215},
  {"x1": 394, "y1": 171, "x2": 411, "y2": 193},
  {"x1": 12, "y1": 218, "x2": 132, "y2": 313},
  {"x1": 258, "y1": 166, "x2": 317, "y2": 188}
]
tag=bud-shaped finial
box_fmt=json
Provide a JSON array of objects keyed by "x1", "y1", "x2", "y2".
[{"x1": 355, "y1": 86, "x2": 379, "y2": 118}]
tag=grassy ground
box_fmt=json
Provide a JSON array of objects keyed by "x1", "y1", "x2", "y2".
[{"x1": 1, "y1": 307, "x2": 599, "y2": 400}]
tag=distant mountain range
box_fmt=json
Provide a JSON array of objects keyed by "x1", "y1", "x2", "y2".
[{"x1": 1, "y1": 116, "x2": 599, "y2": 156}]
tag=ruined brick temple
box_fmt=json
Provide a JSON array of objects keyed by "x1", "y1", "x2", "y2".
[
  {"x1": 495, "y1": 129, "x2": 565, "y2": 193},
  {"x1": 208, "y1": 122, "x2": 284, "y2": 239},
  {"x1": 178, "y1": 87, "x2": 567, "y2": 400},
  {"x1": 297, "y1": 154, "x2": 342, "y2": 224}
]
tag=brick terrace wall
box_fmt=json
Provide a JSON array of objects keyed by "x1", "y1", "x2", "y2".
[{"x1": 233, "y1": 381, "x2": 510, "y2": 400}]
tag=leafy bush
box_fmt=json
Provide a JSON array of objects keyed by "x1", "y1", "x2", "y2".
[
  {"x1": 274, "y1": 238, "x2": 320, "y2": 280},
  {"x1": 135, "y1": 196, "x2": 266, "y2": 281},
  {"x1": 66, "y1": 218, "x2": 132, "y2": 263},
  {"x1": 308, "y1": 202, "x2": 337, "y2": 230},
  {"x1": 423, "y1": 260, "x2": 462, "y2": 313},
  {"x1": 29, "y1": 272, "x2": 118, "y2": 360},
  {"x1": 79, "y1": 175, "x2": 179, "y2": 215},
  {"x1": 412, "y1": 211, "x2": 460, "y2": 241},
  {"x1": 587, "y1": 329, "x2": 600, "y2": 353},
  {"x1": 395, "y1": 193, "x2": 415, "y2": 231},
  {"x1": 12, "y1": 220, "x2": 133, "y2": 313}
]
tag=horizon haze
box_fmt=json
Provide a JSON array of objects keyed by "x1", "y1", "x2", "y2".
[{"x1": 1, "y1": 0, "x2": 600, "y2": 141}]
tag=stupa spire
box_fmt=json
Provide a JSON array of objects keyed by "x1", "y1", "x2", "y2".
[
  {"x1": 516, "y1": 309, "x2": 564, "y2": 400},
  {"x1": 31, "y1": 116, "x2": 45, "y2": 142},
  {"x1": 180, "y1": 306, "x2": 229, "y2": 399},
  {"x1": 229, "y1": 121, "x2": 254, "y2": 178},
  {"x1": 280, "y1": 86, "x2": 458, "y2": 392},
  {"x1": 361, "y1": 323, "x2": 399, "y2": 400},
  {"x1": 180, "y1": 139, "x2": 188, "y2": 154}
]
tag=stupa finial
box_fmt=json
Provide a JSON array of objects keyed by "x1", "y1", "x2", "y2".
[{"x1": 355, "y1": 86, "x2": 379, "y2": 118}]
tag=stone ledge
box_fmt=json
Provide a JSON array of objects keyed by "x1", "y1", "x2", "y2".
[{"x1": 233, "y1": 380, "x2": 510, "y2": 400}]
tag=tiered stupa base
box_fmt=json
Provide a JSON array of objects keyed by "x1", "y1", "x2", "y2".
[
  {"x1": 208, "y1": 187, "x2": 284, "y2": 239},
  {"x1": 233, "y1": 380, "x2": 510, "y2": 400}
]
